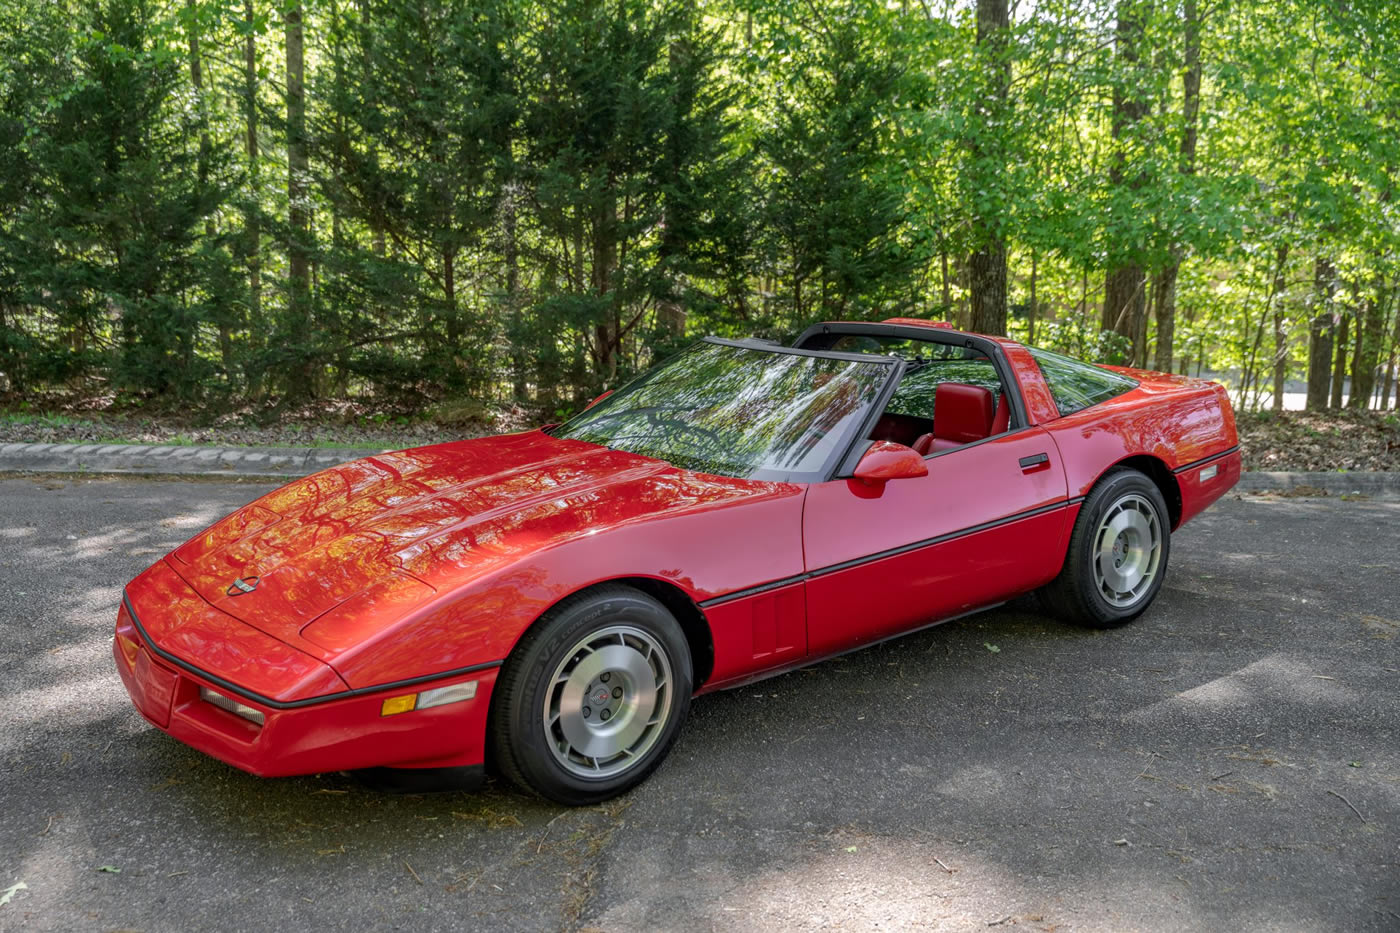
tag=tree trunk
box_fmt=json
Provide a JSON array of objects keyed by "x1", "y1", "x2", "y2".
[
  {"x1": 940, "y1": 248, "x2": 951, "y2": 314},
  {"x1": 179, "y1": 0, "x2": 222, "y2": 394},
  {"x1": 1306, "y1": 257, "x2": 1335, "y2": 411},
  {"x1": 966, "y1": 0, "x2": 1010, "y2": 335},
  {"x1": 1178, "y1": 0, "x2": 1202, "y2": 178},
  {"x1": 1103, "y1": 264, "x2": 1145, "y2": 359},
  {"x1": 1080, "y1": 267, "x2": 1089, "y2": 320},
  {"x1": 1386, "y1": 294, "x2": 1400, "y2": 409},
  {"x1": 1240, "y1": 292, "x2": 1270, "y2": 412},
  {"x1": 1140, "y1": 269, "x2": 1153, "y2": 365},
  {"x1": 655, "y1": 35, "x2": 693, "y2": 339},
  {"x1": 1103, "y1": 0, "x2": 1151, "y2": 362},
  {"x1": 1152, "y1": 265, "x2": 1176, "y2": 373},
  {"x1": 185, "y1": 2, "x2": 213, "y2": 228},
  {"x1": 443, "y1": 248, "x2": 460, "y2": 344},
  {"x1": 657, "y1": 303, "x2": 687, "y2": 335},
  {"x1": 1382, "y1": 354, "x2": 1395, "y2": 412},
  {"x1": 1027, "y1": 250, "x2": 1038, "y2": 345},
  {"x1": 0, "y1": 303, "x2": 21, "y2": 394},
  {"x1": 591, "y1": 195, "x2": 619, "y2": 381},
  {"x1": 285, "y1": 1, "x2": 313, "y2": 398},
  {"x1": 241, "y1": 0, "x2": 263, "y2": 397},
  {"x1": 1348, "y1": 302, "x2": 1364, "y2": 406},
  {"x1": 1330, "y1": 313, "x2": 1349, "y2": 409},
  {"x1": 1348, "y1": 279, "x2": 1386, "y2": 408},
  {"x1": 1150, "y1": 0, "x2": 1201, "y2": 375},
  {"x1": 502, "y1": 185, "x2": 528, "y2": 404},
  {"x1": 969, "y1": 244, "x2": 1008, "y2": 335},
  {"x1": 1270, "y1": 243, "x2": 1289, "y2": 412}
]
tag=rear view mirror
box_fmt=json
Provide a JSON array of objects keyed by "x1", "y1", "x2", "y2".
[{"x1": 852, "y1": 441, "x2": 928, "y2": 485}]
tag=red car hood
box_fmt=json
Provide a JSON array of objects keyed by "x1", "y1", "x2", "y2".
[{"x1": 166, "y1": 430, "x2": 770, "y2": 654}]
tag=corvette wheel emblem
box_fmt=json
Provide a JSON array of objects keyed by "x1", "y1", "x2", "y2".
[{"x1": 226, "y1": 576, "x2": 259, "y2": 597}]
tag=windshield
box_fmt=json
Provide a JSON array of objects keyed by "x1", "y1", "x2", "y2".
[{"x1": 552, "y1": 339, "x2": 896, "y2": 482}]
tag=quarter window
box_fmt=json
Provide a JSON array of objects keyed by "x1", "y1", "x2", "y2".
[{"x1": 1029, "y1": 348, "x2": 1138, "y2": 417}]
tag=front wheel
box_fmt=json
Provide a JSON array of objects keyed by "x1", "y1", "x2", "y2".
[
  {"x1": 1041, "y1": 468, "x2": 1170, "y2": 628},
  {"x1": 489, "y1": 585, "x2": 692, "y2": 805}
]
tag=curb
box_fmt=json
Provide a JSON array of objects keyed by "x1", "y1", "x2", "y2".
[
  {"x1": 1234, "y1": 471, "x2": 1400, "y2": 499},
  {"x1": 0, "y1": 441, "x2": 387, "y2": 480}
]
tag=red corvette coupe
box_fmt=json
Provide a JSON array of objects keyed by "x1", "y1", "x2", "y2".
[{"x1": 116, "y1": 319, "x2": 1240, "y2": 804}]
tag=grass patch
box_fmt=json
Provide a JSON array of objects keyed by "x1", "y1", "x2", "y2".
[{"x1": 0, "y1": 412, "x2": 89, "y2": 428}]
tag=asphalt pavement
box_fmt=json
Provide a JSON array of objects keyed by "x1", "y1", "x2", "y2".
[{"x1": 0, "y1": 476, "x2": 1396, "y2": 932}]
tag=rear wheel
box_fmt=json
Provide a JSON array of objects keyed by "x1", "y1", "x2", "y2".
[
  {"x1": 489, "y1": 585, "x2": 692, "y2": 805},
  {"x1": 1042, "y1": 468, "x2": 1170, "y2": 628}
]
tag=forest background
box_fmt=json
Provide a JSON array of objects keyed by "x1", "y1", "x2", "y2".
[{"x1": 2, "y1": 0, "x2": 1399, "y2": 433}]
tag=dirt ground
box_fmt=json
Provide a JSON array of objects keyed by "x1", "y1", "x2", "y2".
[{"x1": 1236, "y1": 409, "x2": 1400, "y2": 472}]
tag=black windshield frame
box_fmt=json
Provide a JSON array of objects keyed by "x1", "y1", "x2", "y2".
[{"x1": 550, "y1": 337, "x2": 904, "y2": 484}]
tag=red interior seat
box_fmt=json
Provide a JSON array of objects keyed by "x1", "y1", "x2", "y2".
[
  {"x1": 912, "y1": 383, "x2": 996, "y2": 454},
  {"x1": 989, "y1": 393, "x2": 1010, "y2": 435}
]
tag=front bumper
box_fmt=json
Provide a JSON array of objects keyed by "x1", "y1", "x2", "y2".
[{"x1": 114, "y1": 598, "x2": 497, "y2": 778}]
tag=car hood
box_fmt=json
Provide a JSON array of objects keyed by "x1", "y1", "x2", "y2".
[{"x1": 166, "y1": 430, "x2": 773, "y2": 655}]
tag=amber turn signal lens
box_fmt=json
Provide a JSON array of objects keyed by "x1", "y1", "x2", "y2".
[
  {"x1": 116, "y1": 634, "x2": 140, "y2": 667},
  {"x1": 381, "y1": 693, "x2": 418, "y2": 716}
]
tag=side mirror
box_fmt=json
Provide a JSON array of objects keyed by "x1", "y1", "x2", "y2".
[
  {"x1": 585, "y1": 390, "x2": 613, "y2": 410},
  {"x1": 852, "y1": 441, "x2": 928, "y2": 485}
]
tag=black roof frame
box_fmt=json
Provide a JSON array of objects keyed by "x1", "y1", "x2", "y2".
[{"x1": 791, "y1": 321, "x2": 1031, "y2": 477}]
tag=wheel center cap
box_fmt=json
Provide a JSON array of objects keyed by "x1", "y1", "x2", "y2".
[{"x1": 591, "y1": 687, "x2": 611, "y2": 705}]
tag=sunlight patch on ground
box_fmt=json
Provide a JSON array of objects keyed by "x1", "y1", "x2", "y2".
[
  {"x1": 1126, "y1": 653, "x2": 1359, "y2": 724},
  {"x1": 7, "y1": 822, "x2": 92, "y2": 926},
  {"x1": 934, "y1": 763, "x2": 1009, "y2": 805},
  {"x1": 585, "y1": 831, "x2": 1268, "y2": 932},
  {"x1": 0, "y1": 669, "x2": 131, "y2": 757}
]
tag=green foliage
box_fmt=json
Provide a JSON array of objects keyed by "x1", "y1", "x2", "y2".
[
  {"x1": 1, "y1": 0, "x2": 235, "y2": 399},
  {"x1": 0, "y1": 0, "x2": 1397, "y2": 416},
  {"x1": 742, "y1": 1, "x2": 918, "y2": 323},
  {"x1": 1013, "y1": 319, "x2": 1134, "y2": 366}
]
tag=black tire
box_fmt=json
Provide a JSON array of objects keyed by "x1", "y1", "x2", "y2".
[
  {"x1": 488, "y1": 585, "x2": 692, "y2": 805},
  {"x1": 1041, "y1": 467, "x2": 1171, "y2": 628}
]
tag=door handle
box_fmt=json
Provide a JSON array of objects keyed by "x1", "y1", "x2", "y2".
[{"x1": 1019, "y1": 453, "x2": 1049, "y2": 471}]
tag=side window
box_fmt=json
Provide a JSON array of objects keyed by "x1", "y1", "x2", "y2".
[
  {"x1": 885, "y1": 358, "x2": 1002, "y2": 420},
  {"x1": 1029, "y1": 348, "x2": 1138, "y2": 417},
  {"x1": 871, "y1": 354, "x2": 1007, "y2": 450},
  {"x1": 801, "y1": 331, "x2": 1012, "y2": 449}
]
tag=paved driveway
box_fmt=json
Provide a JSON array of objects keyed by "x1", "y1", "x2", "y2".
[{"x1": 0, "y1": 476, "x2": 1396, "y2": 932}]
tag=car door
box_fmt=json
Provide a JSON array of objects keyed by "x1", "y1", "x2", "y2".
[{"x1": 801, "y1": 427, "x2": 1071, "y2": 657}]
